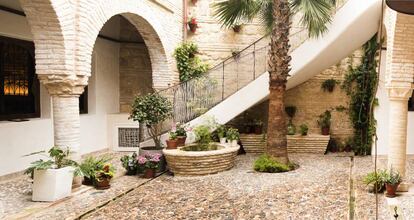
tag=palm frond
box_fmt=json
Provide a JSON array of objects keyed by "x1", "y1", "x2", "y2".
[
  {"x1": 290, "y1": 0, "x2": 336, "y2": 38},
  {"x1": 213, "y1": 0, "x2": 263, "y2": 28}
]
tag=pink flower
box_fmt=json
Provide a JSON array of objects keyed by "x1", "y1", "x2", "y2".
[
  {"x1": 171, "y1": 122, "x2": 177, "y2": 132},
  {"x1": 137, "y1": 156, "x2": 147, "y2": 164}
]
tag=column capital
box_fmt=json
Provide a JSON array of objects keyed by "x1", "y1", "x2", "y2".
[
  {"x1": 386, "y1": 85, "x2": 413, "y2": 101},
  {"x1": 38, "y1": 74, "x2": 88, "y2": 96}
]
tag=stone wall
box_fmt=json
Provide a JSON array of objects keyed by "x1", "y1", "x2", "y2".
[
  {"x1": 119, "y1": 17, "x2": 153, "y2": 113},
  {"x1": 229, "y1": 50, "x2": 362, "y2": 144}
]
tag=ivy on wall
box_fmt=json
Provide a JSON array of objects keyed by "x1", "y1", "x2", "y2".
[
  {"x1": 173, "y1": 42, "x2": 209, "y2": 82},
  {"x1": 342, "y1": 35, "x2": 379, "y2": 156}
]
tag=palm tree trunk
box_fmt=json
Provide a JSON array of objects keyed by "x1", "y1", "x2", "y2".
[{"x1": 266, "y1": 0, "x2": 291, "y2": 164}]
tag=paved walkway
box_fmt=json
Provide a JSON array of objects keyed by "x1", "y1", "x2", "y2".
[{"x1": 1, "y1": 153, "x2": 411, "y2": 219}]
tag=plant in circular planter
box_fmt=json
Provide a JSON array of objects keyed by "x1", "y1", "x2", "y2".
[
  {"x1": 137, "y1": 153, "x2": 161, "y2": 178},
  {"x1": 120, "y1": 153, "x2": 139, "y2": 176},
  {"x1": 285, "y1": 106, "x2": 297, "y2": 135},
  {"x1": 24, "y1": 146, "x2": 81, "y2": 202},
  {"x1": 383, "y1": 169, "x2": 402, "y2": 198},
  {"x1": 317, "y1": 110, "x2": 331, "y2": 135},
  {"x1": 299, "y1": 124, "x2": 308, "y2": 136},
  {"x1": 95, "y1": 164, "x2": 115, "y2": 190},
  {"x1": 175, "y1": 122, "x2": 188, "y2": 146},
  {"x1": 79, "y1": 155, "x2": 112, "y2": 185},
  {"x1": 166, "y1": 131, "x2": 179, "y2": 149},
  {"x1": 226, "y1": 128, "x2": 240, "y2": 147},
  {"x1": 188, "y1": 17, "x2": 198, "y2": 33},
  {"x1": 216, "y1": 124, "x2": 227, "y2": 144}
]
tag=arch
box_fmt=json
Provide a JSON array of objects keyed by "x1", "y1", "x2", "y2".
[
  {"x1": 384, "y1": 8, "x2": 414, "y2": 86},
  {"x1": 75, "y1": 0, "x2": 175, "y2": 89},
  {"x1": 19, "y1": 0, "x2": 74, "y2": 77}
]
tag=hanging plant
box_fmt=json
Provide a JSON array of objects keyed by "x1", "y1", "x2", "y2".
[
  {"x1": 342, "y1": 35, "x2": 380, "y2": 156},
  {"x1": 173, "y1": 42, "x2": 209, "y2": 82},
  {"x1": 232, "y1": 24, "x2": 242, "y2": 33},
  {"x1": 321, "y1": 79, "x2": 337, "y2": 92},
  {"x1": 188, "y1": 17, "x2": 198, "y2": 33}
]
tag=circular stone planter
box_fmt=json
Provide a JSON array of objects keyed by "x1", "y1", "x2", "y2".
[{"x1": 163, "y1": 143, "x2": 240, "y2": 176}]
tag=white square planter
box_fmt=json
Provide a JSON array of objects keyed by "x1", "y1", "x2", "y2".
[{"x1": 32, "y1": 166, "x2": 75, "y2": 202}]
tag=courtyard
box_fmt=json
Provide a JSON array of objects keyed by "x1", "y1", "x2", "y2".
[{"x1": 1, "y1": 152, "x2": 411, "y2": 219}]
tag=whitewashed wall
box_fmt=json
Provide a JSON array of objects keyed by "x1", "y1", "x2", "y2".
[{"x1": 0, "y1": 11, "x2": 120, "y2": 175}]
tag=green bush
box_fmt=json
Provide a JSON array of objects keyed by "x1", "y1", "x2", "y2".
[
  {"x1": 299, "y1": 124, "x2": 308, "y2": 136},
  {"x1": 253, "y1": 154, "x2": 292, "y2": 173}
]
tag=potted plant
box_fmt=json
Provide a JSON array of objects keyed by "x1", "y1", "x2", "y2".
[
  {"x1": 166, "y1": 131, "x2": 179, "y2": 149},
  {"x1": 120, "y1": 153, "x2": 138, "y2": 176},
  {"x1": 226, "y1": 128, "x2": 240, "y2": 147},
  {"x1": 175, "y1": 122, "x2": 188, "y2": 146},
  {"x1": 300, "y1": 124, "x2": 308, "y2": 136},
  {"x1": 79, "y1": 155, "x2": 112, "y2": 185},
  {"x1": 95, "y1": 164, "x2": 115, "y2": 190},
  {"x1": 363, "y1": 170, "x2": 386, "y2": 193},
  {"x1": 321, "y1": 79, "x2": 337, "y2": 92},
  {"x1": 232, "y1": 24, "x2": 242, "y2": 33},
  {"x1": 130, "y1": 92, "x2": 172, "y2": 171},
  {"x1": 194, "y1": 125, "x2": 213, "y2": 147},
  {"x1": 317, "y1": 110, "x2": 331, "y2": 135},
  {"x1": 383, "y1": 169, "x2": 402, "y2": 198},
  {"x1": 285, "y1": 106, "x2": 297, "y2": 135},
  {"x1": 137, "y1": 153, "x2": 161, "y2": 178},
  {"x1": 24, "y1": 146, "x2": 79, "y2": 202},
  {"x1": 216, "y1": 124, "x2": 227, "y2": 144},
  {"x1": 188, "y1": 17, "x2": 198, "y2": 33},
  {"x1": 254, "y1": 119, "x2": 264, "y2": 134}
]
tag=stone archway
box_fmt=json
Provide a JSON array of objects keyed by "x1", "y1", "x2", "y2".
[{"x1": 75, "y1": 1, "x2": 175, "y2": 90}]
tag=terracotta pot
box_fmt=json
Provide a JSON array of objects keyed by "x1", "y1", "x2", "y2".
[
  {"x1": 82, "y1": 177, "x2": 94, "y2": 186},
  {"x1": 143, "y1": 169, "x2": 155, "y2": 178},
  {"x1": 95, "y1": 178, "x2": 111, "y2": 190},
  {"x1": 177, "y1": 136, "x2": 186, "y2": 146},
  {"x1": 188, "y1": 23, "x2": 197, "y2": 33},
  {"x1": 254, "y1": 125, "x2": 263, "y2": 134},
  {"x1": 166, "y1": 139, "x2": 179, "y2": 149},
  {"x1": 321, "y1": 127, "x2": 330, "y2": 135},
  {"x1": 385, "y1": 183, "x2": 400, "y2": 198}
]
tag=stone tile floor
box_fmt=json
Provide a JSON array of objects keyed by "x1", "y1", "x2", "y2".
[{"x1": 1, "y1": 152, "x2": 412, "y2": 219}]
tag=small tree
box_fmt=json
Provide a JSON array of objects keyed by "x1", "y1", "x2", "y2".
[{"x1": 130, "y1": 93, "x2": 172, "y2": 148}]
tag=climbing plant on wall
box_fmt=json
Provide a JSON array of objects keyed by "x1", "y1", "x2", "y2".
[
  {"x1": 173, "y1": 42, "x2": 209, "y2": 82},
  {"x1": 342, "y1": 35, "x2": 379, "y2": 156}
]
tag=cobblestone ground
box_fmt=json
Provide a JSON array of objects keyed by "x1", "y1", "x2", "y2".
[{"x1": 83, "y1": 154, "x2": 351, "y2": 220}]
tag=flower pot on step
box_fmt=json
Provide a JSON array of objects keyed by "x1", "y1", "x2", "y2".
[
  {"x1": 139, "y1": 146, "x2": 166, "y2": 172},
  {"x1": 166, "y1": 139, "x2": 179, "y2": 149},
  {"x1": 95, "y1": 178, "x2": 111, "y2": 190},
  {"x1": 32, "y1": 166, "x2": 75, "y2": 202},
  {"x1": 143, "y1": 168, "x2": 156, "y2": 178},
  {"x1": 177, "y1": 136, "x2": 186, "y2": 146},
  {"x1": 385, "y1": 183, "x2": 400, "y2": 198}
]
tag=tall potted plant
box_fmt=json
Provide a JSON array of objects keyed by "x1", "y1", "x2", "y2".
[
  {"x1": 317, "y1": 110, "x2": 332, "y2": 135},
  {"x1": 24, "y1": 146, "x2": 79, "y2": 202}
]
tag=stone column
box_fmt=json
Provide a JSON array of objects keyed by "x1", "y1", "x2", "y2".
[
  {"x1": 387, "y1": 86, "x2": 413, "y2": 177},
  {"x1": 52, "y1": 95, "x2": 81, "y2": 161},
  {"x1": 39, "y1": 75, "x2": 88, "y2": 162}
]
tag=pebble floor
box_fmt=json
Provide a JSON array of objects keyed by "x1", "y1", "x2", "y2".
[{"x1": 2, "y1": 153, "x2": 412, "y2": 219}]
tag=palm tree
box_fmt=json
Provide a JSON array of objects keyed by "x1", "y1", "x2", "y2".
[{"x1": 215, "y1": 0, "x2": 337, "y2": 164}]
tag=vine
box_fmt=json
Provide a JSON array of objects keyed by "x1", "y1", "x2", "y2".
[
  {"x1": 173, "y1": 42, "x2": 209, "y2": 82},
  {"x1": 342, "y1": 35, "x2": 379, "y2": 156}
]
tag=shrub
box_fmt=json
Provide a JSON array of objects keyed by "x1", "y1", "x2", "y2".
[
  {"x1": 253, "y1": 154, "x2": 292, "y2": 173},
  {"x1": 130, "y1": 93, "x2": 172, "y2": 148}
]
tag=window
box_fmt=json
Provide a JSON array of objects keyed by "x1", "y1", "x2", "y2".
[
  {"x1": 0, "y1": 36, "x2": 39, "y2": 121},
  {"x1": 79, "y1": 86, "x2": 88, "y2": 114}
]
